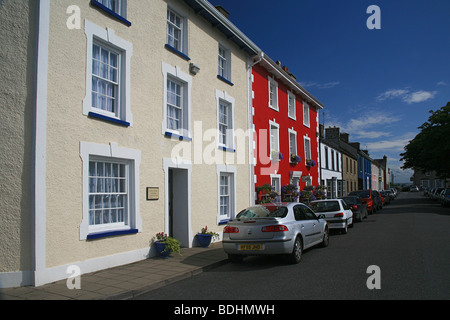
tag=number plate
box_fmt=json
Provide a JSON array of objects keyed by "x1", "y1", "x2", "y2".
[{"x1": 239, "y1": 244, "x2": 262, "y2": 251}]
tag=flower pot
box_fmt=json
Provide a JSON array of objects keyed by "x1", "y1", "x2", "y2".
[
  {"x1": 155, "y1": 241, "x2": 172, "y2": 258},
  {"x1": 196, "y1": 233, "x2": 212, "y2": 247}
]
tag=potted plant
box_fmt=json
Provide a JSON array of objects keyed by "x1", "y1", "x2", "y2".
[
  {"x1": 306, "y1": 159, "x2": 317, "y2": 168},
  {"x1": 281, "y1": 183, "x2": 299, "y2": 202},
  {"x1": 256, "y1": 183, "x2": 272, "y2": 195},
  {"x1": 290, "y1": 154, "x2": 302, "y2": 164},
  {"x1": 271, "y1": 150, "x2": 283, "y2": 161},
  {"x1": 153, "y1": 232, "x2": 181, "y2": 258},
  {"x1": 196, "y1": 226, "x2": 220, "y2": 247}
]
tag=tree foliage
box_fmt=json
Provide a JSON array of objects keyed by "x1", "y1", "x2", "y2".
[{"x1": 400, "y1": 102, "x2": 450, "y2": 178}]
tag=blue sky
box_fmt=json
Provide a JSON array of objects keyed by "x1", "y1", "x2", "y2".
[{"x1": 209, "y1": 0, "x2": 450, "y2": 183}]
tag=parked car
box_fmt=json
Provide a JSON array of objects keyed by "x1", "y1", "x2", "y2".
[
  {"x1": 222, "y1": 203, "x2": 329, "y2": 264},
  {"x1": 410, "y1": 186, "x2": 419, "y2": 192},
  {"x1": 309, "y1": 199, "x2": 353, "y2": 234},
  {"x1": 439, "y1": 188, "x2": 450, "y2": 207},
  {"x1": 372, "y1": 190, "x2": 383, "y2": 210},
  {"x1": 340, "y1": 196, "x2": 368, "y2": 222},
  {"x1": 348, "y1": 190, "x2": 375, "y2": 214},
  {"x1": 379, "y1": 191, "x2": 391, "y2": 205}
]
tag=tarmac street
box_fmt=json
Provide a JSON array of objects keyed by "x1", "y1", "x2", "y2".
[{"x1": 1, "y1": 191, "x2": 449, "y2": 300}]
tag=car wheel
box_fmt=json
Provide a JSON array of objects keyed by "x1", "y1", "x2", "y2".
[
  {"x1": 289, "y1": 237, "x2": 303, "y2": 264},
  {"x1": 321, "y1": 227, "x2": 329, "y2": 248},
  {"x1": 341, "y1": 222, "x2": 348, "y2": 234},
  {"x1": 228, "y1": 254, "x2": 244, "y2": 263}
]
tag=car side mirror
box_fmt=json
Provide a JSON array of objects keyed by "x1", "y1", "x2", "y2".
[{"x1": 318, "y1": 214, "x2": 325, "y2": 219}]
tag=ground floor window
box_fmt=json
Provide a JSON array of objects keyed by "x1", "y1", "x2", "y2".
[
  {"x1": 80, "y1": 142, "x2": 142, "y2": 240},
  {"x1": 217, "y1": 165, "x2": 236, "y2": 224}
]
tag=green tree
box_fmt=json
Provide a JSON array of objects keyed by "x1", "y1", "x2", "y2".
[{"x1": 400, "y1": 102, "x2": 450, "y2": 178}]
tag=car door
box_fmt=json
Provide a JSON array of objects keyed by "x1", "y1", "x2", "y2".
[
  {"x1": 293, "y1": 205, "x2": 315, "y2": 248},
  {"x1": 340, "y1": 200, "x2": 353, "y2": 225},
  {"x1": 302, "y1": 206, "x2": 323, "y2": 245}
]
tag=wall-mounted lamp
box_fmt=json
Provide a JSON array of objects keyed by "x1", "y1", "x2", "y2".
[{"x1": 189, "y1": 63, "x2": 200, "y2": 75}]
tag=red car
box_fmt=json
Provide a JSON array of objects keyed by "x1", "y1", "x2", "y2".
[{"x1": 348, "y1": 190, "x2": 375, "y2": 214}]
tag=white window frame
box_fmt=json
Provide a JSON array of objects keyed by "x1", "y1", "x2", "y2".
[
  {"x1": 268, "y1": 76, "x2": 279, "y2": 111},
  {"x1": 216, "y1": 165, "x2": 237, "y2": 224},
  {"x1": 303, "y1": 101, "x2": 310, "y2": 127},
  {"x1": 269, "y1": 119, "x2": 280, "y2": 160},
  {"x1": 83, "y1": 20, "x2": 133, "y2": 126},
  {"x1": 218, "y1": 44, "x2": 231, "y2": 81},
  {"x1": 304, "y1": 136, "x2": 312, "y2": 162},
  {"x1": 288, "y1": 90, "x2": 296, "y2": 120},
  {"x1": 166, "y1": 7, "x2": 188, "y2": 55},
  {"x1": 270, "y1": 174, "x2": 281, "y2": 194},
  {"x1": 215, "y1": 90, "x2": 235, "y2": 150},
  {"x1": 162, "y1": 62, "x2": 192, "y2": 139},
  {"x1": 288, "y1": 128, "x2": 297, "y2": 162},
  {"x1": 80, "y1": 142, "x2": 142, "y2": 241}
]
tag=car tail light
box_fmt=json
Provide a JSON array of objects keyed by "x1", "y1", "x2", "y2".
[
  {"x1": 223, "y1": 226, "x2": 239, "y2": 234},
  {"x1": 352, "y1": 205, "x2": 358, "y2": 210},
  {"x1": 334, "y1": 212, "x2": 344, "y2": 218},
  {"x1": 261, "y1": 225, "x2": 289, "y2": 232}
]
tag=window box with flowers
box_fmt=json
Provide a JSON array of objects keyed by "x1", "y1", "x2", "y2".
[
  {"x1": 306, "y1": 159, "x2": 317, "y2": 168},
  {"x1": 271, "y1": 151, "x2": 283, "y2": 161},
  {"x1": 290, "y1": 154, "x2": 302, "y2": 164},
  {"x1": 281, "y1": 183, "x2": 300, "y2": 202}
]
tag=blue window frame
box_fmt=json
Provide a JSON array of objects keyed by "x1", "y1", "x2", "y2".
[{"x1": 91, "y1": 0, "x2": 132, "y2": 26}]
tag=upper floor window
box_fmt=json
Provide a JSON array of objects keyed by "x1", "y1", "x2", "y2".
[
  {"x1": 268, "y1": 77, "x2": 279, "y2": 111},
  {"x1": 218, "y1": 45, "x2": 232, "y2": 84},
  {"x1": 162, "y1": 63, "x2": 192, "y2": 140},
  {"x1": 83, "y1": 20, "x2": 133, "y2": 126},
  {"x1": 288, "y1": 91, "x2": 296, "y2": 119},
  {"x1": 166, "y1": 8, "x2": 188, "y2": 59},
  {"x1": 269, "y1": 120, "x2": 280, "y2": 160},
  {"x1": 303, "y1": 101, "x2": 310, "y2": 127},
  {"x1": 91, "y1": 0, "x2": 131, "y2": 26},
  {"x1": 216, "y1": 90, "x2": 235, "y2": 151}
]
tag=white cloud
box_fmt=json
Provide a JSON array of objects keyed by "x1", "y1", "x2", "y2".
[
  {"x1": 403, "y1": 90, "x2": 437, "y2": 104},
  {"x1": 340, "y1": 113, "x2": 401, "y2": 139},
  {"x1": 377, "y1": 88, "x2": 437, "y2": 104},
  {"x1": 300, "y1": 81, "x2": 340, "y2": 89},
  {"x1": 437, "y1": 81, "x2": 448, "y2": 86}
]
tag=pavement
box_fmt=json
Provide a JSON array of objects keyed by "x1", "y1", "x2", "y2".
[{"x1": 0, "y1": 242, "x2": 228, "y2": 300}]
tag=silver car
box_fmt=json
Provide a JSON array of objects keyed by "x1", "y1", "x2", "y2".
[
  {"x1": 222, "y1": 202, "x2": 329, "y2": 264},
  {"x1": 309, "y1": 199, "x2": 354, "y2": 234}
]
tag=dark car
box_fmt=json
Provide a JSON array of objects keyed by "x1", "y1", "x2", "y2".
[
  {"x1": 340, "y1": 196, "x2": 368, "y2": 222},
  {"x1": 372, "y1": 190, "x2": 383, "y2": 211},
  {"x1": 348, "y1": 190, "x2": 375, "y2": 214},
  {"x1": 379, "y1": 191, "x2": 391, "y2": 205}
]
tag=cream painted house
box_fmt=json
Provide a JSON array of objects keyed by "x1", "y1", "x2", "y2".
[{"x1": 0, "y1": 0, "x2": 261, "y2": 288}]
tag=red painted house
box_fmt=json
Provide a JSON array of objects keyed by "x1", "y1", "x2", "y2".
[{"x1": 251, "y1": 55, "x2": 324, "y2": 202}]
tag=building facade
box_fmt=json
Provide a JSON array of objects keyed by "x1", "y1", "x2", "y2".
[
  {"x1": 251, "y1": 57, "x2": 323, "y2": 201},
  {"x1": 0, "y1": 0, "x2": 261, "y2": 288},
  {"x1": 323, "y1": 127, "x2": 358, "y2": 196}
]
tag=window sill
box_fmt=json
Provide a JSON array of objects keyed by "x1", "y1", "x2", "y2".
[
  {"x1": 218, "y1": 219, "x2": 229, "y2": 226},
  {"x1": 91, "y1": 0, "x2": 132, "y2": 26},
  {"x1": 165, "y1": 44, "x2": 191, "y2": 61},
  {"x1": 87, "y1": 229, "x2": 138, "y2": 240},
  {"x1": 88, "y1": 111, "x2": 130, "y2": 127},
  {"x1": 219, "y1": 146, "x2": 236, "y2": 153},
  {"x1": 164, "y1": 131, "x2": 192, "y2": 141},
  {"x1": 217, "y1": 75, "x2": 234, "y2": 86}
]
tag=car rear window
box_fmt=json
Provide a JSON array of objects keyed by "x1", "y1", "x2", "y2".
[
  {"x1": 309, "y1": 201, "x2": 340, "y2": 212},
  {"x1": 350, "y1": 191, "x2": 370, "y2": 198},
  {"x1": 236, "y1": 205, "x2": 288, "y2": 219}
]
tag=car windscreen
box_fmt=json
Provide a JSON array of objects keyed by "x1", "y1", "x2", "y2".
[
  {"x1": 309, "y1": 201, "x2": 340, "y2": 212},
  {"x1": 236, "y1": 205, "x2": 288, "y2": 219}
]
